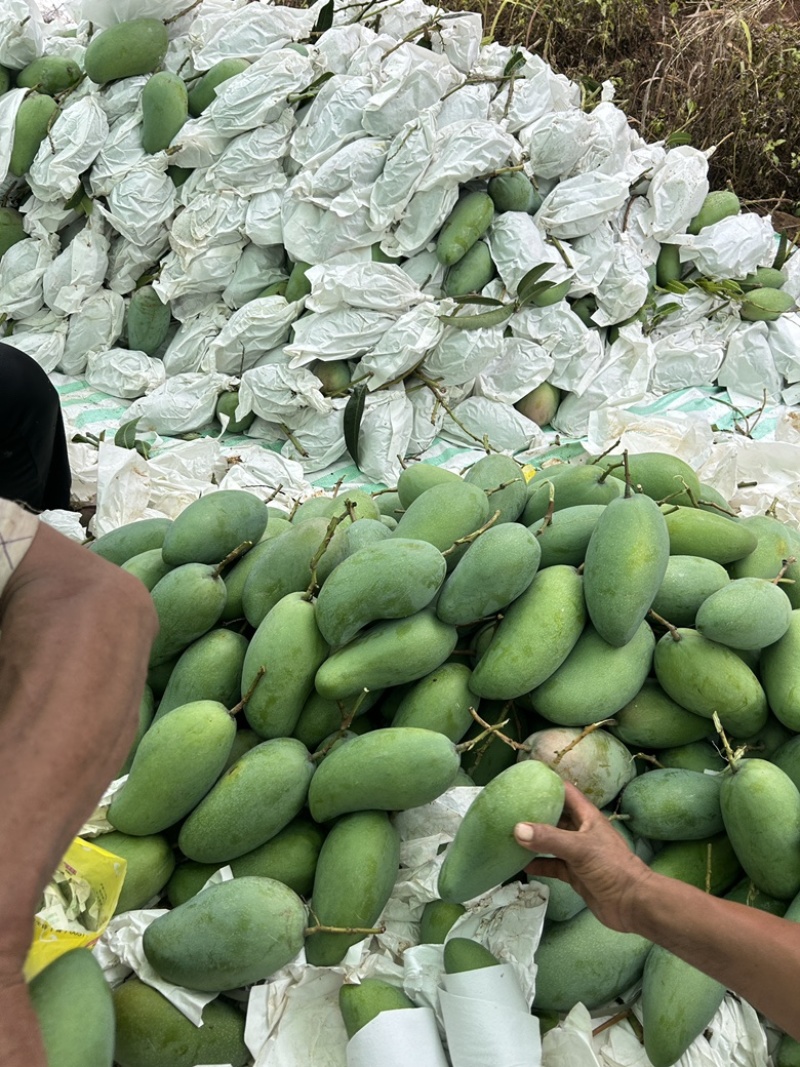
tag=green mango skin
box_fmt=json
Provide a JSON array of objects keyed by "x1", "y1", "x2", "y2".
[
  {"x1": 611, "y1": 679, "x2": 711, "y2": 750},
  {"x1": 293, "y1": 489, "x2": 380, "y2": 526},
  {"x1": 177, "y1": 737, "x2": 315, "y2": 863},
  {"x1": 419, "y1": 900, "x2": 466, "y2": 944},
  {"x1": 230, "y1": 818, "x2": 325, "y2": 897},
  {"x1": 619, "y1": 768, "x2": 724, "y2": 841},
  {"x1": 533, "y1": 908, "x2": 651, "y2": 1013},
  {"x1": 315, "y1": 538, "x2": 446, "y2": 648},
  {"x1": 530, "y1": 620, "x2": 655, "y2": 727},
  {"x1": 443, "y1": 937, "x2": 500, "y2": 973},
  {"x1": 776, "y1": 1035, "x2": 800, "y2": 1067},
  {"x1": 342, "y1": 517, "x2": 392, "y2": 555},
  {"x1": 108, "y1": 700, "x2": 235, "y2": 836},
  {"x1": 293, "y1": 689, "x2": 380, "y2": 750},
  {"x1": 583, "y1": 492, "x2": 670, "y2": 648},
  {"x1": 155, "y1": 628, "x2": 248, "y2": 719},
  {"x1": 0, "y1": 205, "x2": 26, "y2": 259},
  {"x1": 773, "y1": 735, "x2": 800, "y2": 792},
  {"x1": 658, "y1": 740, "x2": 727, "y2": 774},
  {"x1": 600, "y1": 452, "x2": 702, "y2": 508},
  {"x1": 221, "y1": 727, "x2": 261, "y2": 771},
  {"x1": 306, "y1": 811, "x2": 400, "y2": 966},
  {"x1": 463, "y1": 453, "x2": 528, "y2": 524},
  {"x1": 469, "y1": 565, "x2": 586, "y2": 700},
  {"x1": 725, "y1": 878, "x2": 788, "y2": 917},
  {"x1": 641, "y1": 944, "x2": 726, "y2": 1067},
  {"x1": 687, "y1": 190, "x2": 740, "y2": 235},
  {"x1": 188, "y1": 58, "x2": 251, "y2": 116},
  {"x1": 84, "y1": 18, "x2": 169, "y2": 85},
  {"x1": 527, "y1": 504, "x2": 607, "y2": 567},
  {"x1": 519, "y1": 727, "x2": 635, "y2": 809},
  {"x1": 662, "y1": 507, "x2": 758, "y2": 564},
  {"x1": 731, "y1": 713, "x2": 793, "y2": 762},
  {"x1": 729, "y1": 514, "x2": 800, "y2": 582},
  {"x1": 10, "y1": 92, "x2": 59, "y2": 176},
  {"x1": 391, "y1": 662, "x2": 478, "y2": 742},
  {"x1": 148, "y1": 563, "x2": 228, "y2": 667},
  {"x1": 144, "y1": 876, "x2": 306, "y2": 991},
  {"x1": 221, "y1": 538, "x2": 276, "y2": 622},
  {"x1": 522, "y1": 465, "x2": 624, "y2": 526},
  {"x1": 88, "y1": 517, "x2": 172, "y2": 565},
  {"x1": 308, "y1": 727, "x2": 460, "y2": 822},
  {"x1": 17, "y1": 56, "x2": 82, "y2": 96},
  {"x1": 537, "y1": 875, "x2": 587, "y2": 922},
  {"x1": 695, "y1": 576, "x2": 792, "y2": 650},
  {"x1": 653, "y1": 628, "x2": 769, "y2": 736},
  {"x1": 435, "y1": 523, "x2": 541, "y2": 626},
  {"x1": 444, "y1": 240, "x2": 496, "y2": 297},
  {"x1": 30, "y1": 949, "x2": 115, "y2": 1067},
  {"x1": 649, "y1": 835, "x2": 742, "y2": 895},
  {"x1": 696, "y1": 482, "x2": 738, "y2": 518},
  {"x1": 339, "y1": 980, "x2": 416, "y2": 1040},
  {"x1": 113, "y1": 977, "x2": 249, "y2": 1067},
  {"x1": 720, "y1": 758, "x2": 800, "y2": 900},
  {"x1": 392, "y1": 480, "x2": 491, "y2": 567},
  {"x1": 118, "y1": 685, "x2": 155, "y2": 775},
  {"x1": 161, "y1": 490, "x2": 268, "y2": 566},
  {"x1": 438, "y1": 760, "x2": 564, "y2": 904},
  {"x1": 165, "y1": 861, "x2": 219, "y2": 908},
  {"x1": 243, "y1": 592, "x2": 329, "y2": 739},
  {"x1": 397, "y1": 464, "x2": 463, "y2": 508},
  {"x1": 314, "y1": 608, "x2": 458, "y2": 702},
  {"x1": 242, "y1": 517, "x2": 346, "y2": 628},
  {"x1": 126, "y1": 284, "x2": 171, "y2": 354},
  {"x1": 121, "y1": 547, "x2": 172, "y2": 591},
  {"x1": 100, "y1": 831, "x2": 175, "y2": 914},
  {"x1": 650, "y1": 554, "x2": 730, "y2": 627}
]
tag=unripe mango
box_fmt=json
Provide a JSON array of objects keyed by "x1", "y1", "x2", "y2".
[
  {"x1": 84, "y1": 19, "x2": 169, "y2": 85},
  {"x1": 10, "y1": 91, "x2": 59, "y2": 176},
  {"x1": 30, "y1": 949, "x2": 114, "y2": 1067},
  {"x1": 650, "y1": 554, "x2": 730, "y2": 627},
  {"x1": 662, "y1": 506, "x2": 757, "y2": 563},
  {"x1": 89, "y1": 517, "x2": 172, "y2": 565},
  {"x1": 16, "y1": 56, "x2": 82, "y2": 96},
  {"x1": 619, "y1": 768, "x2": 723, "y2": 840},
  {"x1": 339, "y1": 979, "x2": 416, "y2": 1039},
  {"x1": 443, "y1": 937, "x2": 499, "y2": 972},
  {"x1": 761, "y1": 611, "x2": 800, "y2": 730},
  {"x1": 641, "y1": 945, "x2": 726, "y2": 1067},
  {"x1": 161, "y1": 489, "x2": 268, "y2": 566},
  {"x1": 687, "y1": 190, "x2": 740, "y2": 235},
  {"x1": 101, "y1": 831, "x2": 175, "y2": 913},
  {"x1": 148, "y1": 563, "x2": 228, "y2": 667},
  {"x1": 419, "y1": 900, "x2": 466, "y2": 944},
  {"x1": 611, "y1": 679, "x2": 711, "y2": 749},
  {"x1": 696, "y1": 575, "x2": 792, "y2": 649},
  {"x1": 526, "y1": 503, "x2": 606, "y2": 567},
  {"x1": 392, "y1": 662, "x2": 477, "y2": 742},
  {"x1": 155, "y1": 628, "x2": 247, "y2": 719},
  {"x1": 0, "y1": 206, "x2": 26, "y2": 259},
  {"x1": 396, "y1": 464, "x2": 462, "y2": 508},
  {"x1": 519, "y1": 726, "x2": 635, "y2": 808}
]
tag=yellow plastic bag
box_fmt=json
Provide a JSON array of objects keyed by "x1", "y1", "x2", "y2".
[{"x1": 24, "y1": 836, "x2": 126, "y2": 981}]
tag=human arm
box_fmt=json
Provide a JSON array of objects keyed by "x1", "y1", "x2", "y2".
[
  {"x1": 514, "y1": 781, "x2": 800, "y2": 1040},
  {"x1": 0, "y1": 518, "x2": 158, "y2": 1066}
]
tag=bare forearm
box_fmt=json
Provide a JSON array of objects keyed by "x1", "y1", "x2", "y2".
[
  {"x1": 0, "y1": 984, "x2": 47, "y2": 1067},
  {"x1": 630, "y1": 872, "x2": 800, "y2": 1038},
  {"x1": 0, "y1": 529, "x2": 157, "y2": 965}
]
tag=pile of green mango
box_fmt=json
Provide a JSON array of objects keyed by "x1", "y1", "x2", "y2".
[{"x1": 64, "y1": 451, "x2": 800, "y2": 1065}]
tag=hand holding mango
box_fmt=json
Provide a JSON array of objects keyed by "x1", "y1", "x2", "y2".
[{"x1": 514, "y1": 782, "x2": 800, "y2": 1043}]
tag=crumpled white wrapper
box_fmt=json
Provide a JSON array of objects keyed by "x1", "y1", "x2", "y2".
[
  {"x1": 60, "y1": 288, "x2": 125, "y2": 376},
  {"x1": 191, "y1": 1, "x2": 325, "y2": 67},
  {"x1": 717, "y1": 320, "x2": 783, "y2": 401},
  {"x1": 281, "y1": 399, "x2": 349, "y2": 471},
  {"x1": 123, "y1": 373, "x2": 234, "y2": 434},
  {"x1": 643, "y1": 144, "x2": 710, "y2": 241},
  {"x1": 648, "y1": 320, "x2": 728, "y2": 395},
  {"x1": 488, "y1": 212, "x2": 576, "y2": 296},
  {"x1": 98, "y1": 161, "x2": 176, "y2": 248},
  {"x1": 421, "y1": 323, "x2": 507, "y2": 387},
  {"x1": 0, "y1": 236, "x2": 53, "y2": 319},
  {"x1": 767, "y1": 312, "x2": 800, "y2": 384},
  {"x1": 672, "y1": 213, "x2": 778, "y2": 280},
  {"x1": 208, "y1": 49, "x2": 315, "y2": 137},
  {"x1": 523, "y1": 110, "x2": 594, "y2": 181},
  {"x1": 286, "y1": 308, "x2": 396, "y2": 366},
  {"x1": 306, "y1": 262, "x2": 429, "y2": 314},
  {"x1": 441, "y1": 396, "x2": 544, "y2": 452},
  {"x1": 10, "y1": 308, "x2": 69, "y2": 372},
  {"x1": 356, "y1": 386, "x2": 415, "y2": 484},
  {"x1": 475, "y1": 337, "x2": 554, "y2": 405},
  {"x1": 27, "y1": 95, "x2": 109, "y2": 202},
  {"x1": 347, "y1": 1008, "x2": 448, "y2": 1067},
  {"x1": 512, "y1": 305, "x2": 607, "y2": 396},
  {"x1": 38, "y1": 507, "x2": 85, "y2": 542},
  {"x1": 162, "y1": 304, "x2": 230, "y2": 376},
  {"x1": 360, "y1": 303, "x2": 444, "y2": 391},
  {"x1": 217, "y1": 446, "x2": 312, "y2": 506},
  {"x1": 42, "y1": 217, "x2": 110, "y2": 316},
  {"x1": 536, "y1": 171, "x2": 630, "y2": 239},
  {"x1": 0, "y1": 0, "x2": 42, "y2": 69},
  {"x1": 78, "y1": 775, "x2": 127, "y2": 838},
  {"x1": 238, "y1": 363, "x2": 332, "y2": 420},
  {"x1": 85, "y1": 348, "x2": 166, "y2": 399},
  {"x1": 203, "y1": 297, "x2": 300, "y2": 375},
  {"x1": 439, "y1": 964, "x2": 542, "y2": 1067}
]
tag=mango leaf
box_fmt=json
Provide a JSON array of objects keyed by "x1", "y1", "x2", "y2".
[
  {"x1": 312, "y1": 0, "x2": 334, "y2": 34},
  {"x1": 344, "y1": 383, "x2": 367, "y2": 466},
  {"x1": 516, "y1": 263, "x2": 557, "y2": 305},
  {"x1": 114, "y1": 417, "x2": 142, "y2": 450},
  {"x1": 503, "y1": 50, "x2": 526, "y2": 77},
  {"x1": 661, "y1": 280, "x2": 690, "y2": 295},
  {"x1": 287, "y1": 71, "x2": 334, "y2": 104},
  {"x1": 451, "y1": 294, "x2": 505, "y2": 306},
  {"x1": 438, "y1": 305, "x2": 515, "y2": 331},
  {"x1": 665, "y1": 130, "x2": 693, "y2": 148}
]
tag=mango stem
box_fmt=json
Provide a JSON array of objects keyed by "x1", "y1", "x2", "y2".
[
  {"x1": 213, "y1": 540, "x2": 254, "y2": 578},
  {"x1": 228, "y1": 666, "x2": 265, "y2": 717},
  {"x1": 304, "y1": 510, "x2": 349, "y2": 598},
  {"x1": 442, "y1": 510, "x2": 502, "y2": 557},
  {"x1": 552, "y1": 718, "x2": 617, "y2": 767},
  {"x1": 633, "y1": 752, "x2": 665, "y2": 769},
  {"x1": 712, "y1": 711, "x2": 747, "y2": 770},
  {"x1": 772, "y1": 556, "x2": 797, "y2": 585},
  {"x1": 648, "y1": 609, "x2": 681, "y2": 640},
  {"x1": 591, "y1": 1005, "x2": 633, "y2": 1038},
  {"x1": 304, "y1": 922, "x2": 386, "y2": 937}
]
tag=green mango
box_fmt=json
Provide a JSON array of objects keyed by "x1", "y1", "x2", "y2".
[
  {"x1": 720, "y1": 758, "x2": 800, "y2": 899},
  {"x1": 178, "y1": 737, "x2": 315, "y2": 862},
  {"x1": 392, "y1": 480, "x2": 491, "y2": 567},
  {"x1": 113, "y1": 978, "x2": 248, "y2": 1067},
  {"x1": 725, "y1": 878, "x2": 788, "y2": 917},
  {"x1": 339, "y1": 979, "x2": 415, "y2": 1039},
  {"x1": 155, "y1": 628, "x2": 248, "y2": 719},
  {"x1": 148, "y1": 563, "x2": 228, "y2": 667},
  {"x1": 641, "y1": 944, "x2": 726, "y2": 1067},
  {"x1": 687, "y1": 190, "x2": 740, "y2": 235},
  {"x1": 462, "y1": 453, "x2": 527, "y2": 523},
  {"x1": 100, "y1": 831, "x2": 175, "y2": 913},
  {"x1": 165, "y1": 861, "x2": 219, "y2": 908},
  {"x1": 230, "y1": 818, "x2": 325, "y2": 897},
  {"x1": 126, "y1": 284, "x2": 171, "y2": 354},
  {"x1": 537, "y1": 875, "x2": 587, "y2": 922},
  {"x1": 221, "y1": 727, "x2": 261, "y2": 771},
  {"x1": 391, "y1": 662, "x2": 478, "y2": 742},
  {"x1": 435, "y1": 523, "x2": 540, "y2": 626},
  {"x1": 315, "y1": 608, "x2": 458, "y2": 701},
  {"x1": 658, "y1": 740, "x2": 727, "y2": 773},
  {"x1": 161, "y1": 490, "x2": 268, "y2": 566},
  {"x1": 16, "y1": 56, "x2": 82, "y2": 96},
  {"x1": 773, "y1": 735, "x2": 800, "y2": 791},
  {"x1": 121, "y1": 547, "x2": 172, "y2": 590},
  {"x1": 396, "y1": 464, "x2": 462, "y2": 508},
  {"x1": 522, "y1": 464, "x2": 623, "y2": 525},
  {"x1": 655, "y1": 242, "x2": 681, "y2": 287},
  {"x1": 695, "y1": 576, "x2": 792, "y2": 649},
  {"x1": 284, "y1": 259, "x2": 312, "y2": 303},
  {"x1": 30, "y1": 949, "x2": 114, "y2": 1067},
  {"x1": 530, "y1": 620, "x2": 655, "y2": 726},
  {"x1": 88, "y1": 517, "x2": 172, "y2": 565},
  {"x1": 292, "y1": 689, "x2": 380, "y2": 749},
  {"x1": 731, "y1": 713, "x2": 793, "y2": 761},
  {"x1": 649, "y1": 835, "x2": 741, "y2": 894},
  {"x1": 438, "y1": 760, "x2": 564, "y2": 903},
  {"x1": 533, "y1": 908, "x2": 651, "y2": 1012},
  {"x1": 188, "y1": 57, "x2": 250, "y2": 116},
  {"x1": 306, "y1": 811, "x2": 400, "y2": 965},
  {"x1": 520, "y1": 726, "x2": 636, "y2": 808},
  {"x1": 242, "y1": 591, "x2": 329, "y2": 738},
  {"x1": 469, "y1": 565, "x2": 585, "y2": 699},
  {"x1": 84, "y1": 18, "x2": 169, "y2": 84},
  {"x1": 341, "y1": 517, "x2": 392, "y2": 555},
  {"x1": 610, "y1": 679, "x2": 711, "y2": 749},
  {"x1": 220, "y1": 538, "x2": 277, "y2": 622},
  {"x1": 443, "y1": 937, "x2": 499, "y2": 972},
  {"x1": 619, "y1": 768, "x2": 723, "y2": 840},
  {"x1": 776, "y1": 1036, "x2": 800, "y2": 1067},
  {"x1": 144, "y1": 876, "x2": 306, "y2": 990},
  {"x1": 662, "y1": 507, "x2": 757, "y2": 563},
  {"x1": 308, "y1": 726, "x2": 460, "y2": 822},
  {"x1": 444, "y1": 240, "x2": 496, "y2": 296},
  {"x1": 598, "y1": 452, "x2": 702, "y2": 507},
  {"x1": 108, "y1": 700, "x2": 235, "y2": 835},
  {"x1": 0, "y1": 205, "x2": 26, "y2": 260},
  {"x1": 728, "y1": 514, "x2": 800, "y2": 582},
  {"x1": 315, "y1": 538, "x2": 446, "y2": 648},
  {"x1": 583, "y1": 492, "x2": 669, "y2": 647},
  {"x1": 527, "y1": 504, "x2": 606, "y2": 567},
  {"x1": 650, "y1": 554, "x2": 730, "y2": 627},
  {"x1": 653, "y1": 628, "x2": 768, "y2": 736},
  {"x1": 419, "y1": 900, "x2": 466, "y2": 944}
]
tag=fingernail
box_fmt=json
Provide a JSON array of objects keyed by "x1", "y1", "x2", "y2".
[{"x1": 514, "y1": 822, "x2": 535, "y2": 844}]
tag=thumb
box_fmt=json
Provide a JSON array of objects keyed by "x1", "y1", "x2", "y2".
[{"x1": 514, "y1": 821, "x2": 571, "y2": 855}]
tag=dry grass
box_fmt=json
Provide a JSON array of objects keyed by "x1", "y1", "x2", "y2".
[{"x1": 442, "y1": 0, "x2": 800, "y2": 214}]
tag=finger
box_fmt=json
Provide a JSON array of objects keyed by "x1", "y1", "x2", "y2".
[
  {"x1": 514, "y1": 820, "x2": 585, "y2": 861},
  {"x1": 561, "y1": 780, "x2": 605, "y2": 827}
]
